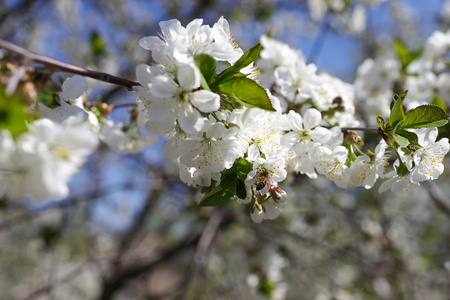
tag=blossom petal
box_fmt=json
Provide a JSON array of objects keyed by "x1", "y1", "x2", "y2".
[
  {"x1": 191, "y1": 90, "x2": 220, "y2": 112},
  {"x1": 178, "y1": 104, "x2": 205, "y2": 133},
  {"x1": 310, "y1": 127, "x2": 331, "y2": 143},
  {"x1": 177, "y1": 64, "x2": 200, "y2": 90},
  {"x1": 303, "y1": 108, "x2": 322, "y2": 129},
  {"x1": 60, "y1": 75, "x2": 87, "y2": 100}
]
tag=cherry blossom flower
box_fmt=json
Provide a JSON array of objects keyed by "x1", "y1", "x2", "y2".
[
  {"x1": 410, "y1": 128, "x2": 450, "y2": 183},
  {"x1": 144, "y1": 63, "x2": 220, "y2": 135}
]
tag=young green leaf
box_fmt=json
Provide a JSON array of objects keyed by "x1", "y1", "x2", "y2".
[
  {"x1": 213, "y1": 43, "x2": 261, "y2": 85},
  {"x1": 234, "y1": 158, "x2": 252, "y2": 175},
  {"x1": 0, "y1": 86, "x2": 32, "y2": 136},
  {"x1": 393, "y1": 38, "x2": 423, "y2": 71},
  {"x1": 389, "y1": 91, "x2": 407, "y2": 127},
  {"x1": 220, "y1": 173, "x2": 238, "y2": 195},
  {"x1": 199, "y1": 185, "x2": 233, "y2": 207},
  {"x1": 401, "y1": 104, "x2": 449, "y2": 129},
  {"x1": 393, "y1": 38, "x2": 409, "y2": 68},
  {"x1": 194, "y1": 54, "x2": 217, "y2": 84},
  {"x1": 90, "y1": 31, "x2": 107, "y2": 57},
  {"x1": 236, "y1": 179, "x2": 247, "y2": 199},
  {"x1": 393, "y1": 129, "x2": 418, "y2": 148},
  {"x1": 216, "y1": 77, "x2": 275, "y2": 111},
  {"x1": 430, "y1": 96, "x2": 447, "y2": 111}
]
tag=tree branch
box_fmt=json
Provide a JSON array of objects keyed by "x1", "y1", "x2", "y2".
[
  {"x1": 423, "y1": 181, "x2": 450, "y2": 218},
  {"x1": 0, "y1": 38, "x2": 140, "y2": 90}
]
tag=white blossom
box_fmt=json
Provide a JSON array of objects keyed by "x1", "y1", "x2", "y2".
[
  {"x1": 0, "y1": 116, "x2": 98, "y2": 201},
  {"x1": 410, "y1": 128, "x2": 450, "y2": 183}
]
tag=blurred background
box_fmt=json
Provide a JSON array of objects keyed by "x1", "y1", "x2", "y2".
[{"x1": 1, "y1": 0, "x2": 450, "y2": 299}]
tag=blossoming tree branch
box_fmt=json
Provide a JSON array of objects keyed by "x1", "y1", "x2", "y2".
[{"x1": 0, "y1": 17, "x2": 449, "y2": 223}]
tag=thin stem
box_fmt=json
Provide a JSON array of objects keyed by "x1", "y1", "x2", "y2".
[
  {"x1": 353, "y1": 145, "x2": 366, "y2": 156},
  {"x1": 0, "y1": 38, "x2": 140, "y2": 90},
  {"x1": 322, "y1": 125, "x2": 381, "y2": 133}
]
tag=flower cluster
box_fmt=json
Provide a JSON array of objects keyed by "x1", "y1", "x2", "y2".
[
  {"x1": 0, "y1": 17, "x2": 448, "y2": 224},
  {"x1": 257, "y1": 35, "x2": 360, "y2": 127},
  {"x1": 0, "y1": 115, "x2": 98, "y2": 201},
  {"x1": 134, "y1": 17, "x2": 450, "y2": 223}
]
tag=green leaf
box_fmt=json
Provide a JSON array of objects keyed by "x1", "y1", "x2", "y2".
[
  {"x1": 393, "y1": 38, "x2": 409, "y2": 67},
  {"x1": 431, "y1": 96, "x2": 447, "y2": 111},
  {"x1": 198, "y1": 186, "x2": 233, "y2": 207},
  {"x1": 220, "y1": 173, "x2": 238, "y2": 195},
  {"x1": 37, "y1": 88, "x2": 55, "y2": 107},
  {"x1": 90, "y1": 31, "x2": 107, "y2": 57},
  {"x1": 235, "y1": 158, "x2": 252, "y2": 175},
  {"x1": 236, "y1": 179, "x2": 247, "y2": 199},
  {"x1": 393, "y1": 38, "x2": 423, "y2": 70},
  {"x1": 393, "y1": 129, "x2": 418, "y2": 148},
  {"x1": 194, "y1": 54, "x2": 217, "y2": 84},
  {"x1": 214, "y1": 43, "x2": 261, "y2": 84},
  {"x1": 0, "y1": 86, "x2": 32, "y2": 136},
  {"x1": 376, "y1": 116, "x2": 385, "y2": 130},
  {"x1": 216, "y1": 77, "x2": 275, "y2": 111},
  {"x1": 389, "y1": 91, "x2": 407, "y2": 127},
  {"x1": 401, "y1": 104, "x2": 449, "y2": 129},
  {"x1": 231, "y1": 43, "x2": 261, "y2": 71}
]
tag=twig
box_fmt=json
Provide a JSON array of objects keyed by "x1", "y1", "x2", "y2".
[
  {"x1": 193, "y1": 208, "x2": 224, "y2": 265},
  {"x1": 0, "y1": 38, "x2": 140, "y2": 90},
  {"x1": 423, "y1": 181, "x2": 450, "y2": 218},
  {"x1": 322, "y1": 125, "x2": 382, "y2": 134},
  {"x1": 174, "y1": 207, "x2": 224, "y2": 299}
]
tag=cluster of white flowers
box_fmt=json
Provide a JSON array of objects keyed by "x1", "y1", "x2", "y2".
[
  {"x1": 0, "y1": 72, "x2": 158, "y2": 201},
  {"x1": 257, "y1": 35, "x2": 360, "y2": 127},
  {"x1": 0, "y1": 115, "x2": 98, "y2": 201},
  {"x1": 354, "y1": 29, "x2": 450, "y2": 122},
  {"x1": 134, "y1": 17, "x2": 449, "y2": 223},
  {"x1": 379, "y1": 128, "x2": 449, "y2": 193},
  {"x1": 405, "y1": 29, "x2": 450, "y2": 108},
  {"x1": 354, "y1": 57, "x2": 400, "y2": 126},
  {"x1": 1, "y1": 16, "x2": 448, "y2": 223}
]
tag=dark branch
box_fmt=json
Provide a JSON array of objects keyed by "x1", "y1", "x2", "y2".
[{"x1": 0, "y1": 38, "x2": 140, "y2": 90}]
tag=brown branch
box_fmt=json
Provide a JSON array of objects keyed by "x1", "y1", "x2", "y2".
[{"x1": 0, "y1": 38, "x2": 140, "y2": 90}]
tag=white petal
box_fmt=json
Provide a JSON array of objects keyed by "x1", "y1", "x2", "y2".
[
  {"x1": 186, "y1": 18, "x2": 203, "y2": 35},
  {"x1": 303, "y1": 108, "x2": 322, "y2": 129},
  {"x1": 60, "y1": 75, "x2": 87, "y2": 100},
  {"x1": 159, "y1": 19, "x2": 185, "y2": 38},
  {"x1": 178, "y1": 104, "x2": 205, "y2": 134},
  {"x1": 136, "y1": 64, "x2": 153, "y2": 87},
  {"x1": 287, "y1": 110, "x2": 303, "y2": 131},
  {"x1": 177, "y1": 64, "x2": 200, "y2": 90},
  {"x1": 191, "y1": 90, "x2": 220, "y2": 112},
  {"x1": 310, "y1": 127, "x2": 331, "y2": 143},
  {"x1": 150, "y1": 75, "x2": 178, "y2": 98},
  {"x1": 138, "y1": 36, "x2": 163, "y2": 51},
  {"x1": 251, "y1": 208, "x2": 264, "y2": 224}
]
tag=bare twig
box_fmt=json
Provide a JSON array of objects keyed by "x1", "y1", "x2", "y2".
[
  {"x1": 323, "y1": 125, "x2": 381, "y2": 134},
  {"x1": 423, "y1": 181, "x2": 450, "y2": 218},
  {"x1": 175, "y1": 207, "x2": 225, "y2": 299},
  {"x1": 0, "y1": 38, "x2": 140, "y2": 90}
]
